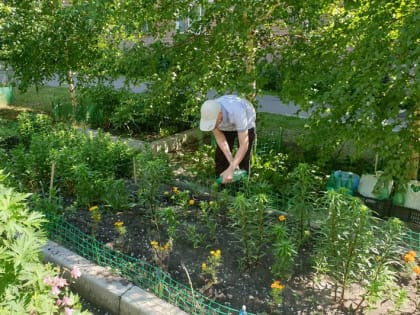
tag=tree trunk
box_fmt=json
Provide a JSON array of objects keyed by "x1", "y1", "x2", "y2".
[
  {"x1": 242, "y1": 11, "x2": 257, "y2": 103},
  {"x1": 245, "y1": 35, "x2": 257, "y2": 103},
  {"x1": 408, "y1": 107, "x2": 420, "y2": 180},
  {"x1": 66, "y1": 69, "x2": 77, "y2": 110}
]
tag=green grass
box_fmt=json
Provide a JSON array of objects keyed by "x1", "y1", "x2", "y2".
[
  {"x1": 11, "y1": 86, "x2": 70, "y2": 114},
  {"x1": 258, "y1": 112, "x2": 306, "y2": 133}
]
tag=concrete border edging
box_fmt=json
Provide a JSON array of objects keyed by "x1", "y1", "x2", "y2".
[{"x1": 42, "y1": 240, "x2": 188, "y2": 315}]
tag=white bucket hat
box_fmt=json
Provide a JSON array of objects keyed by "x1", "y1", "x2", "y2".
[{"x1": 200, "y1": 100, "x2": 221, "y2": 131}]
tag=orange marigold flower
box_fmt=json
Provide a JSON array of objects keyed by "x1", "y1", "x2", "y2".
[
  {"x1": 271, "y1": 280, "x2": 284, "y2": 291},
  {"x1": 403, "y1": 253, "x2": 415, "y2": 262},
  {"x1": 413, "y1": 265, "x2": 420, "y2": 275},
  {"x1": 278, "y1": 215, "x2": 286, "y2": 222},
  {"x1": 89, "y1": 205, "x2": 98, "y2": 212},
  {"x1": 407, "y1": 250, "x2": 417, "y2": 258}
]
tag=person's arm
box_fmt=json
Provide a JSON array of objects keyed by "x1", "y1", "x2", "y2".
[
  {"x1": 220, "y1": 130, "x2": 249, "y2": 183},
  {"x1": 213, "y1": 128, "x2": 233, "y2": 164}
]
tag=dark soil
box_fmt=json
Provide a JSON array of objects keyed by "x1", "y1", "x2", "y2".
[{"x1": 64, "y1": 180, "x2": 420, "y2": 315}]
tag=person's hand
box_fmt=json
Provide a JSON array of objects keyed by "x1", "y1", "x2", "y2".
[{"x1": 221, "y1": 167, "x2": 234, "y2": 184}]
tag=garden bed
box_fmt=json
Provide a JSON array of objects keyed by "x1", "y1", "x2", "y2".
[
  {"x1": 1, "y1": 113, "x2": 418, "y2": 314},
  {"x1": 57, "y1": 179, "x2": 419, "y2": 315}
]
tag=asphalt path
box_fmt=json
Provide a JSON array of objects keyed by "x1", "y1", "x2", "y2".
[{"x1": 46, "y1": 77, "x2": 309, "y2": 118}]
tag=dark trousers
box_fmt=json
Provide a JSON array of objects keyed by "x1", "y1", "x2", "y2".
[{"x1": 215, "y1": 128, "x2": 255, "y2": 176}]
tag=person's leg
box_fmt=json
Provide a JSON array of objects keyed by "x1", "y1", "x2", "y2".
[
  {"x1": 239, "y1": 128, "x2": 255, "y2": 174},
  {"x1": 215, "y1": 131, "x2": 237, "y2": 176}
]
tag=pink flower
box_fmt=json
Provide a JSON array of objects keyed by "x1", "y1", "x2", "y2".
[
  {"x1": 43, "y1": 275, "x2": 52, "y2": 285},
  {"x1": 51, "y1": 286, "x2": 61, "y2": 295},
  {"x1": 70, "y1": 266, "x2": 81, "y2": 279},
  {"x1": 62, "y1": 295, "x2": 72, "y2": 306},
  {"x1": 64, "y1": 307, "x2": 75, "y2": 315},
  {"x1": 55, "y1": 277, "x2": 68, "y2": 288}
]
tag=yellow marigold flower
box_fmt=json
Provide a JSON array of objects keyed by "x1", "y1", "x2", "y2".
[
  {"x1": 164, "y1": 191, "x2": 169, "y2": 196},
  {"x1": 271, "y1": 280, "x2": 284, "y2": 291},
  {"x1": 403, "y1": 253, "x2": 415, "y2": 262},
  {"x1": 163, "y1": 242, "x2": 171, "y2": 250},
  {"x1": 413, "y1": 265, "x2": 420, "y2": 275},
  {"x1": 201, "y1": 262, "x2": 207, "y2": 270},
  {"x1": 210, "y1": 250, "x2": 215, "y2": 256},
  {"x1": 89, "y1": 205, "x2": 98, "y2": 212},
  {"x1": 150, "y1": 240, "x2": 159, "y2": 249},
  {"x1": 189, "y1": 199, "x2": 195, "y2": 206},
  {"x1": 215, "y1": 249, "x2": 221, "y2": 257},
  {"x1": 278, "y1": 215, "x2": 286, "y2": 222},
  {"x1": 172, "y1": 186, "x2": 179, "y2": 193},
  {"x1": 407, "y1": 250, "x2": 417, "y2": 258},
  {"x1": 114, "y1": 221, "x2": 124, "y2": 227}
]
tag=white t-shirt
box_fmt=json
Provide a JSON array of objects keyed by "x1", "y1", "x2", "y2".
[{"x1": 216, "y1": 95, "x2": 256, "y2": 132}]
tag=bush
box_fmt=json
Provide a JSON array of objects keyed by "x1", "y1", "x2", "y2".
[
  {"x1": 0, "y1": 173, "x2": 90, "y2": 314},
  {"x1": 7, "y1": 115, "x2": 134, "y2": 210}
]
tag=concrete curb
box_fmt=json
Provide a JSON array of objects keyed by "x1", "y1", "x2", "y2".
[
  {"x1": 42, "y1": 240, "x2": 189, "y2": 315},
  {"x1": 80, "y1": 128, "x2": 205, "y2": 154}
]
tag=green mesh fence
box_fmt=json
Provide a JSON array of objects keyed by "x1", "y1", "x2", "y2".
[
  {"x1": 255, "y1": 129, "x2": 284, "y2": 155},
  {"x1": 404, "y1": 228, "x2": 420, "y2": 253},
  {"x1": 45, "y1": 215, "x2": 251, "y2": 315}
]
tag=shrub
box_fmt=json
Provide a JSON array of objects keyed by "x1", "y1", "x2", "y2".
[
  {"x1": 8, "y1": 115, "x2": 134, "y2": 210},
  {"x1": 0, "y1": 173, "x2": 90, "y2": 314}
]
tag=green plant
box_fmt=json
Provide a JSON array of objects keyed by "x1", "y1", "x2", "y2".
[
  {"x1": 51, "y1": 97, "x2": 74, "y2": 122},
  {"x1": 200, "y1": 249, "x2": 223, "y2": 293},
  {"x1": 185, "y1": 223, "x2": 205, "y2": 249},
  {"x1": 158, "y1": 207, "x2": 179, "y2": 241},
  {"x1": 150, "y1": 239, "x2": 172, "y2": 271},
  {"x1": 0, "y1": 178, "x2": 89, "y2": 314},
  {"x1": 356, "y1": 218, "x2": 406, "y2": 311},
  {"x1": 314, "y1": 191, "x2": 408, "y2": 312},
  {"x1": 16, "y1": 112, "x2": 53, "y2": 146},
  {"x1": 198, "y1": 201, "x2": 218, "y2": 243},
  {"x1": 228, "y1": 189, "x2": 271, "y2": 269},
  {"x1": 0, "y1": 118, "x2": 18, "y2": 143},
  {"x1": 271, "y1": 214, "x2": 297, "y2": 279},
  {"x1": 101, "y1": 178, "x2": 130, "y2": 211},
  {"x1": 7, "y1": 121, "x2": 134, "y2": 208},
  {"x1": 136, "y1": 149, "x2": 173, "y2": 228},
  {"x1": 88, "y1": 205, "x2": 102, "y2": 237},
  {"x1": 113, "y1": 220, "x2": 127, "y2": 250},
  {"x1": 30, "y1": 189, "x2": 64, "y2": 217},
  {"x1": 283, "y1": 163, "x2": 323, "y2": 247},
  {"x1": 251, "y1": 151, "x2": 289, "y2": 193},
  {"x1": 270, "y1": 280, "x2": 285, "y2": 310},
  {"x1": 183, "y1": 144, "x2": 215, "y2": 185},
  {"x1": 169, "y1": 187, "x2": 191, "y2": 210}
]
